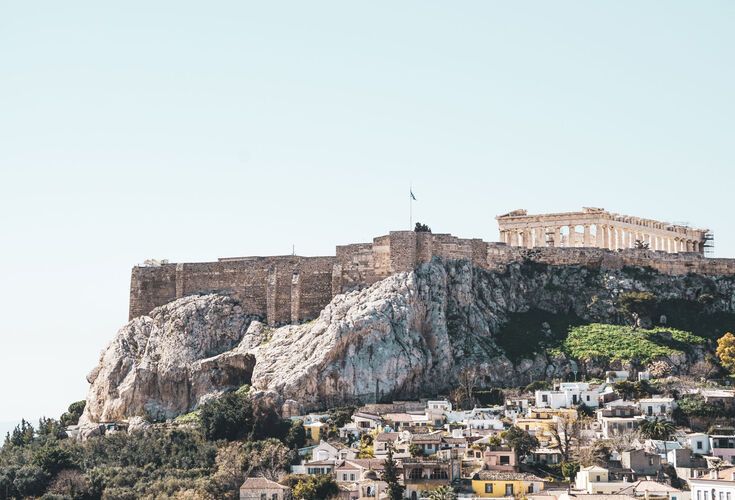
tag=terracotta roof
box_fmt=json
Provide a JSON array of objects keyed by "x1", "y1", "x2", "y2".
[
  {"x1": 617, "y1": 480, "x2": 681, "y2": 494},
  {"x1": 375, "y1": 432, "x2": 400, "y2": 442},
  {"x1": 338, "y1": 459, "x2": 385, "y2": 471},
  {"x1": 411, "y1": 433, "x2": 442, "y2": 443},
  {"x1": 384, "y1": 413, "x2": 414, "y2": 422},
  {"x1": 240, "y1": 477, "x2": 289, "y2": 490}
]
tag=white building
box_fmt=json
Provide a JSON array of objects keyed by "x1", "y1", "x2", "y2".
[
  {"x1": 427, "y1": 400, "x2": 452, "y2": 412},
  {"x1": 685, "y1": 433, "x2": 712, "y2": 455},
  {"x1": 639, "y1": 397, "x2": 677, "y2": 418},
  {"x1": 688, "y1": 467, "x2": 735, "y2": 500},
  {"x1": 535, "y1": 382, "x2": 607, "y2": 409},
  {"x1": 574, "y1": 466, "x2": 627, "y2": 495}
]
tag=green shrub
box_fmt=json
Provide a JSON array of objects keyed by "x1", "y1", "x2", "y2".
[{"x1": 562, "y1": 324, "x2": 704, "y2": 363}]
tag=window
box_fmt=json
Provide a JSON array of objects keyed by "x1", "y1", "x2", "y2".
[
  {"x1": 500, "y1": 455, "x2": 510, "y2": 465},
  {"x1": 697, "y1": 441, "x2": 703, "y2": 449},
  {"x1": 542, "y1": 395, "x2": 548, "y2": 403},
  {"x1": 586, "y1": 395, "x2": 590, "y2": 401},
  {"x1": 430, "y1": 469, "x2": 448, "y2": 480},
  {"x1": 528, "y1": 484, "x2": 534, "y2": 493},
  {"x1": 350, "y1": 473, "x2": 355, "y2": 481},
  {"x1": 485, "y1": 484, "x2": 493, "y2": 493},
  {"x1": 409, "y1": 468, "x2": 423, "y2": 480},
  {"x1": 506, "y1": 484, "x2": 514, "y2": 496},
  {"x1": 595, "y1": 475, "x2": 601, "y2": 482}
]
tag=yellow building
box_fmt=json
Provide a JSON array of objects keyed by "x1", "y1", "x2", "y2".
[
  {"x1": 471, "y1": 470, "x2": 546, "y2": 498},
  {"x1": 303, "y1": 421, "x2": 327, "y2": 442},
  {"x1": 514, "y1": 418, "x2": 556, "y2": 443}
]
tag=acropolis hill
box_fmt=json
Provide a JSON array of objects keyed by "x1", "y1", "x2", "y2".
[{"x1": 129, "y1": 208, "x2": 731, "y2": 326}]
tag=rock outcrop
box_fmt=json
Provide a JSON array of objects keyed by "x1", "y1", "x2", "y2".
[
  {"x1": 81, "y1": 259, "x2": 735, "y2": 424},
  {"x1": 81, "y1": 295, "x2": 257, "y2": 424}
]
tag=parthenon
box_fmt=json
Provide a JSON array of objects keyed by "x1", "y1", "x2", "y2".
[{"x1": 496, "y1": 207, "x2": 709, "y2": 254}]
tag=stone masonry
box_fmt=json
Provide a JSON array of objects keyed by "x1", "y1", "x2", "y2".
[{"x1": 129, "y1": 211, "x2": 730, "y2": 325}]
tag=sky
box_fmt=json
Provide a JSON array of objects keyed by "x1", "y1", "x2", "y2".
[{"x1": 0, "y1": 1, "x2": 733, "y2": 434}]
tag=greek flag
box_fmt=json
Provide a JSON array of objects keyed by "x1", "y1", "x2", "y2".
[{"x1": 410, "y1": 189, "x2": 416, "y2": 201}]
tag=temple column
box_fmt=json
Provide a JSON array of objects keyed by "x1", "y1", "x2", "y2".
[
  {"x1": 524, "y1": 228, "x2": 533, "y2": 248},
  {"x1": 583, "y1": 225, "x2": 591, "y2": 247},
  {"x1": 535, "y1": 227, "x2": 544, "y2": 247}
]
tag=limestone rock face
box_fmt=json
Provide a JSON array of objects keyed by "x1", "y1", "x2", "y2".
[
  {"x1": 82, "y1": 259, "x2": 735, "y2": 423},
  {"x1": 80, "y1": 295, "x2": 257, "y2": 425}
]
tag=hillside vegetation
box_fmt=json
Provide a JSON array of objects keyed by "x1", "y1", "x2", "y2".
[{"x1": 561, "y1": 323, "x2": 705, "y2": 363}]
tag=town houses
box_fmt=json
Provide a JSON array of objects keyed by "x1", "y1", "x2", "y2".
[{"x1": 241, "y1": 380, "x2": 735, "y2": 499}]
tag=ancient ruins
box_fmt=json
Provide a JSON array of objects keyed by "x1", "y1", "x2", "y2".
[
  {"x1": 496, "y1": 207, "x2": 710, "y2": 253},
  {"x1": 129, "y1": 209, "x2": 727, "y2": 326}
]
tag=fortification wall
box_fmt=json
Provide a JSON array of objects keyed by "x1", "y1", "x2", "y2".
[
  {"x1": 129, "y1": 230, "x2": 735, "y2": 324},
  {"x1": 129, "y1": 256, "x2": 335, "y2": 325}
]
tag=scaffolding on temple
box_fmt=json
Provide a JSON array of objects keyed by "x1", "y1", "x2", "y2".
[{"x1": 703, "y1": 231, "x2": 715, "y2": 255}]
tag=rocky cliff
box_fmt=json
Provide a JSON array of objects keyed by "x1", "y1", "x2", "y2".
[{"x1": 80, "y1": 258, "x2": 735, "y2": 425}]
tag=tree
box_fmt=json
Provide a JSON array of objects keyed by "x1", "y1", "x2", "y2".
[
  {"x1": 634, "y1": 240, "x2": 650, "y2": 250},
  {"x1": 0, "y1": 466, "x2": 18, "y2": 499},
  {"x1": 357, "y1": 434, "x2": 374, "y2": 458},
  {"x1": 560, "y1": 461, "x2": 580, "y2": 481},
  {"x1": 37, "y1": 417, "x2": 67, "y2": 441},
  {"x1": 241, "y1": 439, "x2": 295, "y2": 481},
  {"x1": 577, "y1": 441, "x2": 611, "y2": 467},
  {"x1": 408, "y1": 443, "x2": 422, "y2": 458},
  {"x1": 32, "y1": 442, "x2": 76, "y2": 475},
  {"x1": 639, "y1": 418, "x2": 676, "y2": 442},
  {"x1": 502, "y1": 427, "x2": 539, "y2": 462},
  {"x1": 60, "y1": 401, "x2": 86, "y2": 427},
  {"x1": 576, "y1": 403, "x2": 594, "y2": 418},
  {"x1": 414, "y1": 222, "x2": 431, "y2": 233},
  {"x1": 550, "y1": 415, "x2": 580, "y2": 462},
  {"x1": 287, "y1": 474, "x2": 339, "y2": 500},
  {"x1": 428, "y1": 485, "x2": 457, "y2": 500},
  {"x1": 639, "y1": 418, "x2": 677, "y2": 465},
  {"x1": 716, "y1": 332, "x2": 735, "y2": 374},
  {"x1": 286, "y1": 420, "x2": 306, "y2": 449},
  {"x1": 199, "y1": 392, "x2": 253, "y2": 441},
  {"x1": 453, "y1": 366, "x2": 479, "y2": 410},
  {"x1": 381, "y1": 444, "x2": 405, "y2": 500},
  {"x1": 12, "y1": 464, "x2": 49, "y2": 498},
  {"x1": 46, "y1": 469, "x2": 93, "y2": 499},
  {"x1": 6, "y1": 419, "x2": 35, "y2": 447}
]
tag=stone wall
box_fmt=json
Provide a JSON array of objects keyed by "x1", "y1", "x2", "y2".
[{"x1": 130, "y1": 230, "x2": 735, "y2": 324}]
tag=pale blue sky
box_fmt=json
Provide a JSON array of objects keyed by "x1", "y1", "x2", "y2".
[{"x1": 1, "y1": 1, "x2": 733, "y2": 431}]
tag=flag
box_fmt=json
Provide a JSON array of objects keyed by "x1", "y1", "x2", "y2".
[{"x1": 410, "y1": 189, "x2": 416, "y2": 201}]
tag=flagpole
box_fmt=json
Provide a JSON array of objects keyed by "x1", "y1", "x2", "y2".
[{"x1": 409, "y1": 184, "x2": 413, "y2": 229}]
